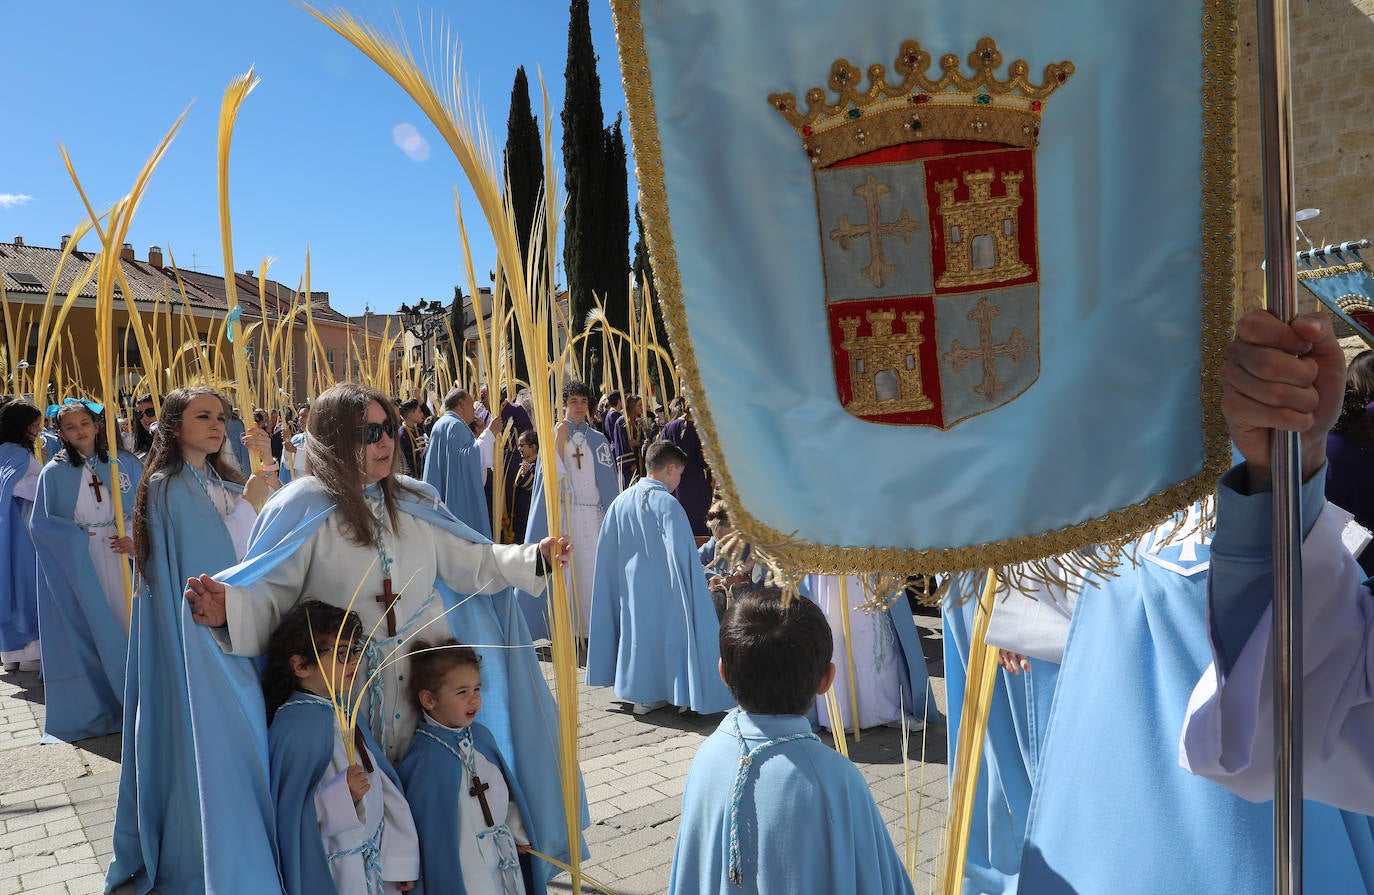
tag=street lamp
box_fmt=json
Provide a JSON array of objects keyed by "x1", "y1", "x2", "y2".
[{"x1": 397, "y1": 298, "x2": 450, "y2": 394}]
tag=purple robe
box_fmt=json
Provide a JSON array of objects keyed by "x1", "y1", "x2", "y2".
[
  {"x1": 610, "y1": 414, "x2": 643, "y2": 490},
  {"x1": 661, "y1": 418, "x2": 711, "y2": 537}
]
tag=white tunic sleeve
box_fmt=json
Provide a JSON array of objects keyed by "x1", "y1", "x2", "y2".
[
  {"x1": 1180, "y1": 500, "x2": 1374, "y2": 812},
  {"x1": 432, "y1": 529, "x2": 546, "y2": 598},
  {"x1": 315, "y1": 769, "x2": 365, "y2": 838},
  {"x1": 222, "y1": 525, "x2": 319, "y2": 657}
]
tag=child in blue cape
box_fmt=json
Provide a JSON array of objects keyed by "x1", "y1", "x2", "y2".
[
  {"x1": 399, "y1": 638, "x2": 538, "y2": 895},
  {"x1": 31, "y1": 399, "x2": 142, "y2": 741},
  {"x1": 264, "y1": 600, "x2": 420, "y2": 895},
  {"x1": 668, "y1": 589, "x2": 915, "y2": 895}
]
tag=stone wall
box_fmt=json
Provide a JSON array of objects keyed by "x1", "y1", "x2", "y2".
[{"x1": 1235, "y1": 0, "x2": 1374, "y2": 316}]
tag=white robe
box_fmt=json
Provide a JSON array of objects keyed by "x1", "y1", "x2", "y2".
[
  {"x1": 314, "y1": 716, "x2": 421, "y2": 894},
  {"x1": 811, "y1": 576, "x2": 904, "y2": 730},
  {"x1": 222, "y1": 495, "x2": 545, "y2": 759},
  {"x1": 556, "y1": 431, "x2": 603, "y2": 639},
  {"x1": 1180, "y1": 496, "x2": 1374, "y2": 811},
  {"x1": 424, "y1": 714, "x2": 529, "y2": 895},
  {"x1": 72, "y1": 459, "x2": 134, "y2": 636}
]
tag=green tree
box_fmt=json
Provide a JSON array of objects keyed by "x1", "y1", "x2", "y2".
[
  {"x1": 561, "y1": 0, "x2": 605, "y2": 385},
  {"x1": 504, "y1": 66, "x2": 543, "y2": 384},
  {"x1": 633, "y1": 201, "x2": 672, "y2": 369},
  {"x1": 598, "y1": 114, "x2": 632, "y2": 389}
]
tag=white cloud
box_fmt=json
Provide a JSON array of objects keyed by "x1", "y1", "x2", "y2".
[
  {"x1": 391, "y1": 123, "x2": 431, "y2": 162},
  {"x1": 0, "y1": 194, "x2": 32, "y2": 209}
]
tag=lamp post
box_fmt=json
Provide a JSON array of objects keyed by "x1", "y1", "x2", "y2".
[{"x1": 397, "y1": 297, "x2": 449, "y2": 399}]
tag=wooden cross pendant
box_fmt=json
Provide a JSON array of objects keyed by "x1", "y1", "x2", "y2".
[
  {"x1": 88, "y1": 472, "x2": 103, "y2": 504},
  {"x1": 570, "y1": 442, "x2": 585, "y2": 470},
  {"x1": 375, "y1": 577, "x2": 399, "y2": 638},
  {"x1": 469, "y1": 773, "x2": 495, "y2": 827}
]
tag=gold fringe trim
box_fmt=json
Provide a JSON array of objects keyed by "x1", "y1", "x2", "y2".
[{"x1": 610, "y1": 0, "x2": 1237, "y2": 579}]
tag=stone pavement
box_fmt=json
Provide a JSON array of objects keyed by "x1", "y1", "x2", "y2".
[{"x1": 0, "y1": 609, "x2": 949, "y2": 895}]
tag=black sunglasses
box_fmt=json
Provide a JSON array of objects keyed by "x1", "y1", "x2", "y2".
[
  {"x1": 363, "y1": 420, "x2": 398, "y2": 444},
  {"x1": 140, "y1": 407, "x2": 157, "y2": 419}
]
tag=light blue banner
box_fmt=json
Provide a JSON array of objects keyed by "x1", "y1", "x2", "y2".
[{"x1": 613, "y1": 0, "x2": 1233, "y2": 572}]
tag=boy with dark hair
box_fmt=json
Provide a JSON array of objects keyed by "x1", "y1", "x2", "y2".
[
  {"x1": 668, "y1": 589, "x2": 916, "y2": 895},
  {"x1": 587, "y1": 437, "x2": 731, "y2": 715}
]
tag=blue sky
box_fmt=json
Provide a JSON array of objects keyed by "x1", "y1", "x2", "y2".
[{"x1": 1, "y1": 0, "x2": 630, "y2": 316}]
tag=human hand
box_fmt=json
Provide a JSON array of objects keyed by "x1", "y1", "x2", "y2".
[
  {"x1": 243, "y1": 429, "x2": 271, "y2": 461},
  {"x1": 540, "y1": 536, "x2": 571, "y2": 568},
  {"x1": 554, "y1": 420, "x2": 570, "y2": 446},
  {"x1": 108, "y1": 535, "x2": 134, "y2": 555},
  {"x1": 997, "y1": 649, "x2": 1031, "y2": 675},
  {"x1": 244, "y1": 473, "x2": 276, "y2": 509},
  {"x1": 185, "y1": 574, "x2": 228, "y2": 627},
  {"x1": 395, "y1": 882, "x2": 416, "y2": 893},
  {"x1": 516, "y1": 844, "x2": 532, "y2": 855},
  {"x1": 1223, "y1": 310, "x2": 1345, "y2": 491},
  {"x1": 346, "y1": 764, "x2": 370, "y2": 803}
]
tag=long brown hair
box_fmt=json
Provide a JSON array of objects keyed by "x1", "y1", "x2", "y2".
[
  {"x1": 134, "y1": 386, "x2": 246, "y2": 577},
  {"x1": 305, "y1": 382, "x2": 422, "y2": 548}
]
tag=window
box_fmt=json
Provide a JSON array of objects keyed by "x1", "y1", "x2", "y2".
[
  {"x1": 327, "y1": 349, "x2": 336, "y2": 372},
  {"x1": 116, "y1": 327, "x2": 143, "y2": 368}
]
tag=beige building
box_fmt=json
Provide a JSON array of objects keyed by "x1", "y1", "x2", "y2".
[{"x1": 1235, "y1": 0, "x2": 1374, "y2": 315}]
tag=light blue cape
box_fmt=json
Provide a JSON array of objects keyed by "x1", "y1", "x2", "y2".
[
  {"x1": 31, "y1": 450, "x2": 142, "y2": 742},
  {"x1": 668, "y1": 711, "x2": 915, "y2": 894},
  {"x1": 181, "y1": 475, "x2": 586, "y2": 894},
  {"x1": 269, "y1": 693, "x2": 403, "y2": 895},
  {"x1": 0, "y1": 442, "x2": 39, "y2": 653},
  {"x1": 942, "y1": 573, "x2": 1059, "y2": 895},
  {"x1": 1019, "y1": 530, "x2": 1374, "y2": 893},
  {"x1": 399, "y1": 719, "x2": 541, "y2": 895},
  {"x1": 586, "y1": 479, "x2": 734, "y2": 713},
  {"x1": 421, "y1": 412, "x2": 492, "y2": 538},
  {"x1": 107, "y1": 466, "x2": 244, "y2": 895}
]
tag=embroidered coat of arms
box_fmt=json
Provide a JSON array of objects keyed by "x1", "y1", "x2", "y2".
[{"x1": 771, "y1": 38, "x2": 1072, "y2": 427}]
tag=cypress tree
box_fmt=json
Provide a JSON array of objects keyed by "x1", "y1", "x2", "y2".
[
  {"x1": 599, "y1": 114, "x2": 632, "y2": 389},
  {"x1": 633, "y1": 203, "x2": 672, "y2": 365},
  {"x1": 561, "y1": 0, "x2": 605, "y2": 385},
  {"x1": 504, "y1": 66, "x2": 543, "y2": 383}
]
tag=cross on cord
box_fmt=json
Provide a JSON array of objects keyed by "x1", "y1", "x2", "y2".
[
  {"x1": 88, "y1": 472, "x2": 104, "y2": 504},
  {"x1": 469, "y1": 773, "x2": 495, "y2": 827},
  {"x1": 375, "y1": 577, "x2": 399, "y2": 638},
  {"x1": 570, "y1": 442, "x2": 585, "y2": 470}
]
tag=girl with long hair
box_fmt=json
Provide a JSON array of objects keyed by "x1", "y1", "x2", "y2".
[
  {"x1": 264, "y1": 600, "x2": 418, "y2": 895},
  {"x1": 180, "y1": 381, "x2": 575, "y2": 893},
  {"x1": 0, "y1": 400, "x2": 43, "y2": 672},
  {"x1": 106, "y1": 386, "x2": 272, "y2": 895},
  {"x1": 29, "y1": 400, "x2": 142, "y2": 741}
]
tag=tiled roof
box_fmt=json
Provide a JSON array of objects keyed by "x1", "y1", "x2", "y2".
[
  {"x1": 0, "y1": 242, "x2": 225, "y2": 310},
  {"x1": 175, "y1": 269, "x2": 350, "y2": 325}
]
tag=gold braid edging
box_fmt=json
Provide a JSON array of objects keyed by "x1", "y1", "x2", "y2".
[{"x1": 610, "y1": 0, "x2": 1237, "y2": 579}]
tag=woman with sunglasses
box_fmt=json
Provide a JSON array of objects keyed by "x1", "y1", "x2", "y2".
[
  {"x1": 180, "y1": 381, "x2": 578, "y2": 894},
  {"x1": 130, "y1": 393, "x2": 156, "y2": 459},
  {"x1": 106, "y1": 386, "x2": 273, "y2": 895}
]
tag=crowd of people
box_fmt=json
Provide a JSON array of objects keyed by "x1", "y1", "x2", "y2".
[{"x1": 0, "y1": 374, "x2": 938, "y2": 895}]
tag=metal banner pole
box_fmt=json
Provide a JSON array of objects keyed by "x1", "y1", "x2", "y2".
[{"x1": 1255, "y1": 0, "x2": 1303, "y2": 892}]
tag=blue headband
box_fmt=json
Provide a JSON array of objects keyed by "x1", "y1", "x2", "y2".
[{"x1": 47, "y1": 397, "x2": 104, "y2": 419}]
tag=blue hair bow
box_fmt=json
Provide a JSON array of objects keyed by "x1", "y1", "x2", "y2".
[{"x1": 47, "y1": 397, "x2": 105, "y2": 419}]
